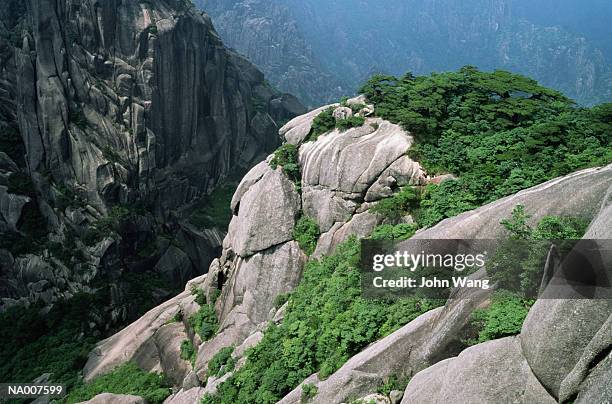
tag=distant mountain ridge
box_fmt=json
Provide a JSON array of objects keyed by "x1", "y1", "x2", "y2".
[{"x1": 198, "y1": 0, "x2": 612, "y2": 107}]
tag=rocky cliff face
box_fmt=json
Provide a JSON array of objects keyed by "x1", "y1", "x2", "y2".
[
  {"x1": 198, "y1": 0, "x2": 612, "y2": 106},
  {"x1": 81, "y1": 98, "x2": 612, "y2": 403},
  {"x1": 0, "y1": 0, "x2": 303, "y2": 321}
]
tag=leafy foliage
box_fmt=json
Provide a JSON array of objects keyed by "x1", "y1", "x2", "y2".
[
  {"x1": 488, "y1": 205, "x2": 588, "y2": 297},
  {"x1": 307, "y1": 107, "x2": 336, "y2": 142},
  {"x1": 465, "y1": 291, "x2": 534, "y2": 345},
  {"x1": 369, "y1": 223, "x2": 418, "y2": 241},
  {"x1": 301, "y1": 383, "x2": 318, "y2": 402},
  {"x1": 336, "y1": 115, "x2": 365, "y2": 131},
  {"x1": 205, "y1": 238, "x2": 442, "y2": 403},
  {"x1": 65, "y1": 362, "x2": 171, "y2": 404},
  {"x1": 361, "y1": 68, "x2": 612, "y2": 226},
  {"x1": 208, "y1": 346, "x2": 236, "y2": 378},
  {"x1": 180, "y1": 340, "x2": 196, "y2": 365},
  {"x1": 370, "y1": 187, "x2": 420, "y2": 222},
  {"x1": 0, "y1": 294, "x2": 104, "y2": 392},
  {"x1": 270, "y1": 143, "x2": 301, "y2": 184},
  {"x1": 293, "y1": 215, "x2": 320, "y2": 255},
  {"x1": 189, "y1": 303, "x2": 219, "y2": 341}
]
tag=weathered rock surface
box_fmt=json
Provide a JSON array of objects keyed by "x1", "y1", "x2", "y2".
[
  {"x1": 0, "y1": 0, "x2": 302, "y2": 311},
  {"x1": 413, "y1": 164, "x2": 612, "y2": 239},
  {"x1": 227, "y1": 166, "x2": 301, "y2": 257},
  {"x1": 83, "y1": 275, "x2": 207, "y2": 382},
  {"x1": 79, "y1": 393, "x2": 146, "y2": 404},
  {"x1": 194, "y1": 241, "x2": 306, "y2": 379},
  {"x1": 280, "y1": 104, "x2": 338, "y2": 145},
  {"x1": 401, "y1": 337, "x2": 555, "y2": 404}
]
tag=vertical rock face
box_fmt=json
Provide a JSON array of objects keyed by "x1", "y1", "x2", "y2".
[
  {"x1": 0, "y1": 0, "x2": 304, "y2": 313},
  {"x1": 16, "y1": 0, "x2": 301, "y2": 211}
]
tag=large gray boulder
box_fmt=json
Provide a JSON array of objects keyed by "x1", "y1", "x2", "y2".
[
  {"x1": 227, "y1": 166, "x2": 301, "y2": 257},
  {"x1": 279, "y1": 104, "x2": 338, "y2": 145},
  {"x1": 401, "y1": 337, "x2": 555, "y2": 404}
]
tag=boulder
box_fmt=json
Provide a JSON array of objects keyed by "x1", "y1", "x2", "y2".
[
  {"x1": 79, "y1": 393, "x2": 146, "y2": 404},
  {"x1": 153, "y1": 323, "x2": 192, "y2": 386},
  {"x1": 314, "y1": 210, "x2": 382, "y2": 257},
  {"x1": 163, "y1": 387, "x2": 206, "y2": 404},
  {"x1": 227, "y1": 167, "x2": 301, "y2": 257},
  {"x1": 299, "y1": 119, "x2": 413, "y2": 196},
  {"x1": 364, "y1": 156, "x2": 427, "y2": 202},
  {"x1": 0, "y1": 185, "x2": 31, "y2": 231},
  {"x1": 154, "y1": 246, "x2": 193, "y2": 287},
  {"x1": 401, "y1": 337, "x2": 555, "y2": 404},
  {"x1": 332, "y1": 106, "x2": 353, "y2": 120},
  {"x1": 280, "y1": 104, "x2": 338, "y2": 145}
]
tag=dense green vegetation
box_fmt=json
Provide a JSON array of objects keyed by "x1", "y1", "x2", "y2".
[
  {"x1": 308, "y1": 107, "x2": 336, "y2": 141},
  {"x1": 189, "y1": 302, "x2": 219, "y2": 341},
  {"x1": 270, "y1": 143, "x2": 301, "y2": 184},
  {"x1": 465, "y1": 291, "x2": 534, "y2": 346},
  {"x1": 370, "y1": 187, "x2": 420, "y2": 223},
  {"x1": 65, "y1": 362, "x2": 171, "y2": 404},
  {"x1": 293, "y1": 215, "x2": 320, "y2": 255},
  {"x1": 204, "y1": 238, "x2": 442, "y2": 403},
  {"x1": 465, "y1": 209, "x2": 588, "y2": 345},
  {"x1": 369, "y1": 223, "x2": 418, "y2": 241},
  {"x1": 361, "y1": 68, "x2": 612, "y2": 226},
  {"x1": 490, "y1": 205, "x2": 588, "y2": 297},
  {"x1": 306, "y1": 106, "x2": 366, "y2": 142},
  {"x1": 180, "y1": 339, "x2": 196, "y2": 365},
  {"x1": 0, "y1": 294, "x2": 102, "y2": 392},
  {"x1": 208, "y1": 346, "x2": 236, "y2": 378}
]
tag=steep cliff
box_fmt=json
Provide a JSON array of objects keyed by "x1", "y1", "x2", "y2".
[
  {"x1": 0, "y1": 0, "x2": 303, "y2": 319},
  {"x1": 198, "y1": 0, "x2": 612, "y2": 106}
]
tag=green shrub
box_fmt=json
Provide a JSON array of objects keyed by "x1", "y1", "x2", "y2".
[
  {"x1": 65, "y1": 362, "x2": 171, "y2": 404},
  {"x1": 371, "y1": 187, "x2": 420, "y2": 222},
  {"x1": 180, "y1": 340, "x2": 196, "y2": 365},
  {"x1": 307, "y1": 107, "x2": 335, "y2": 142},
  {"x1": 189, "y1": 304, "x2": 218, "y2": 341},
  {"x1": 293, "y1": 216, "x2": 320, "y2": 255},
  {"x1": 301, "y1": 383, "x2": 318, "y2": 403},
  {"x1": 205, "y1": 238, "x2": 443, "y2": 403},
  {"x1": 370, "y1": 223, "x2": 418, "y2": 241},
  {"x1": 488, "y1": 206, "x2": 588, "y2": 297},
  {"x1": 0, "y1": 293, "x2": 104, "y2": 392},
  {"x1": 270, "y1": 143, "x2": 300, "y2": 183},
  {"x1": 208, "y1": 346, "x2": 236, "y2": 378},
  {"x1": 360, "y1": 69, "x2": 612, "y2": 227},
  {"x1": 336, "y1": 115, "x2": 365, "y2": 131},
  {"x1": 191, "y1": 287, "x2": 207, "y2": 306},
  {"x1": 273, "y1": 293, "x2": 291, "y2": 309},
  {"x1": 465, "y1": 291, "x2": 534, "y2": 346},
  {"x1": 376, "y1": 374, "x2": 410, "y2": 397}
]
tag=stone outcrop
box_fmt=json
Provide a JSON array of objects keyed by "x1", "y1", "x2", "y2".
[{"x1": 80, "y1": 393, "x2": 146, "y2": 404}]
